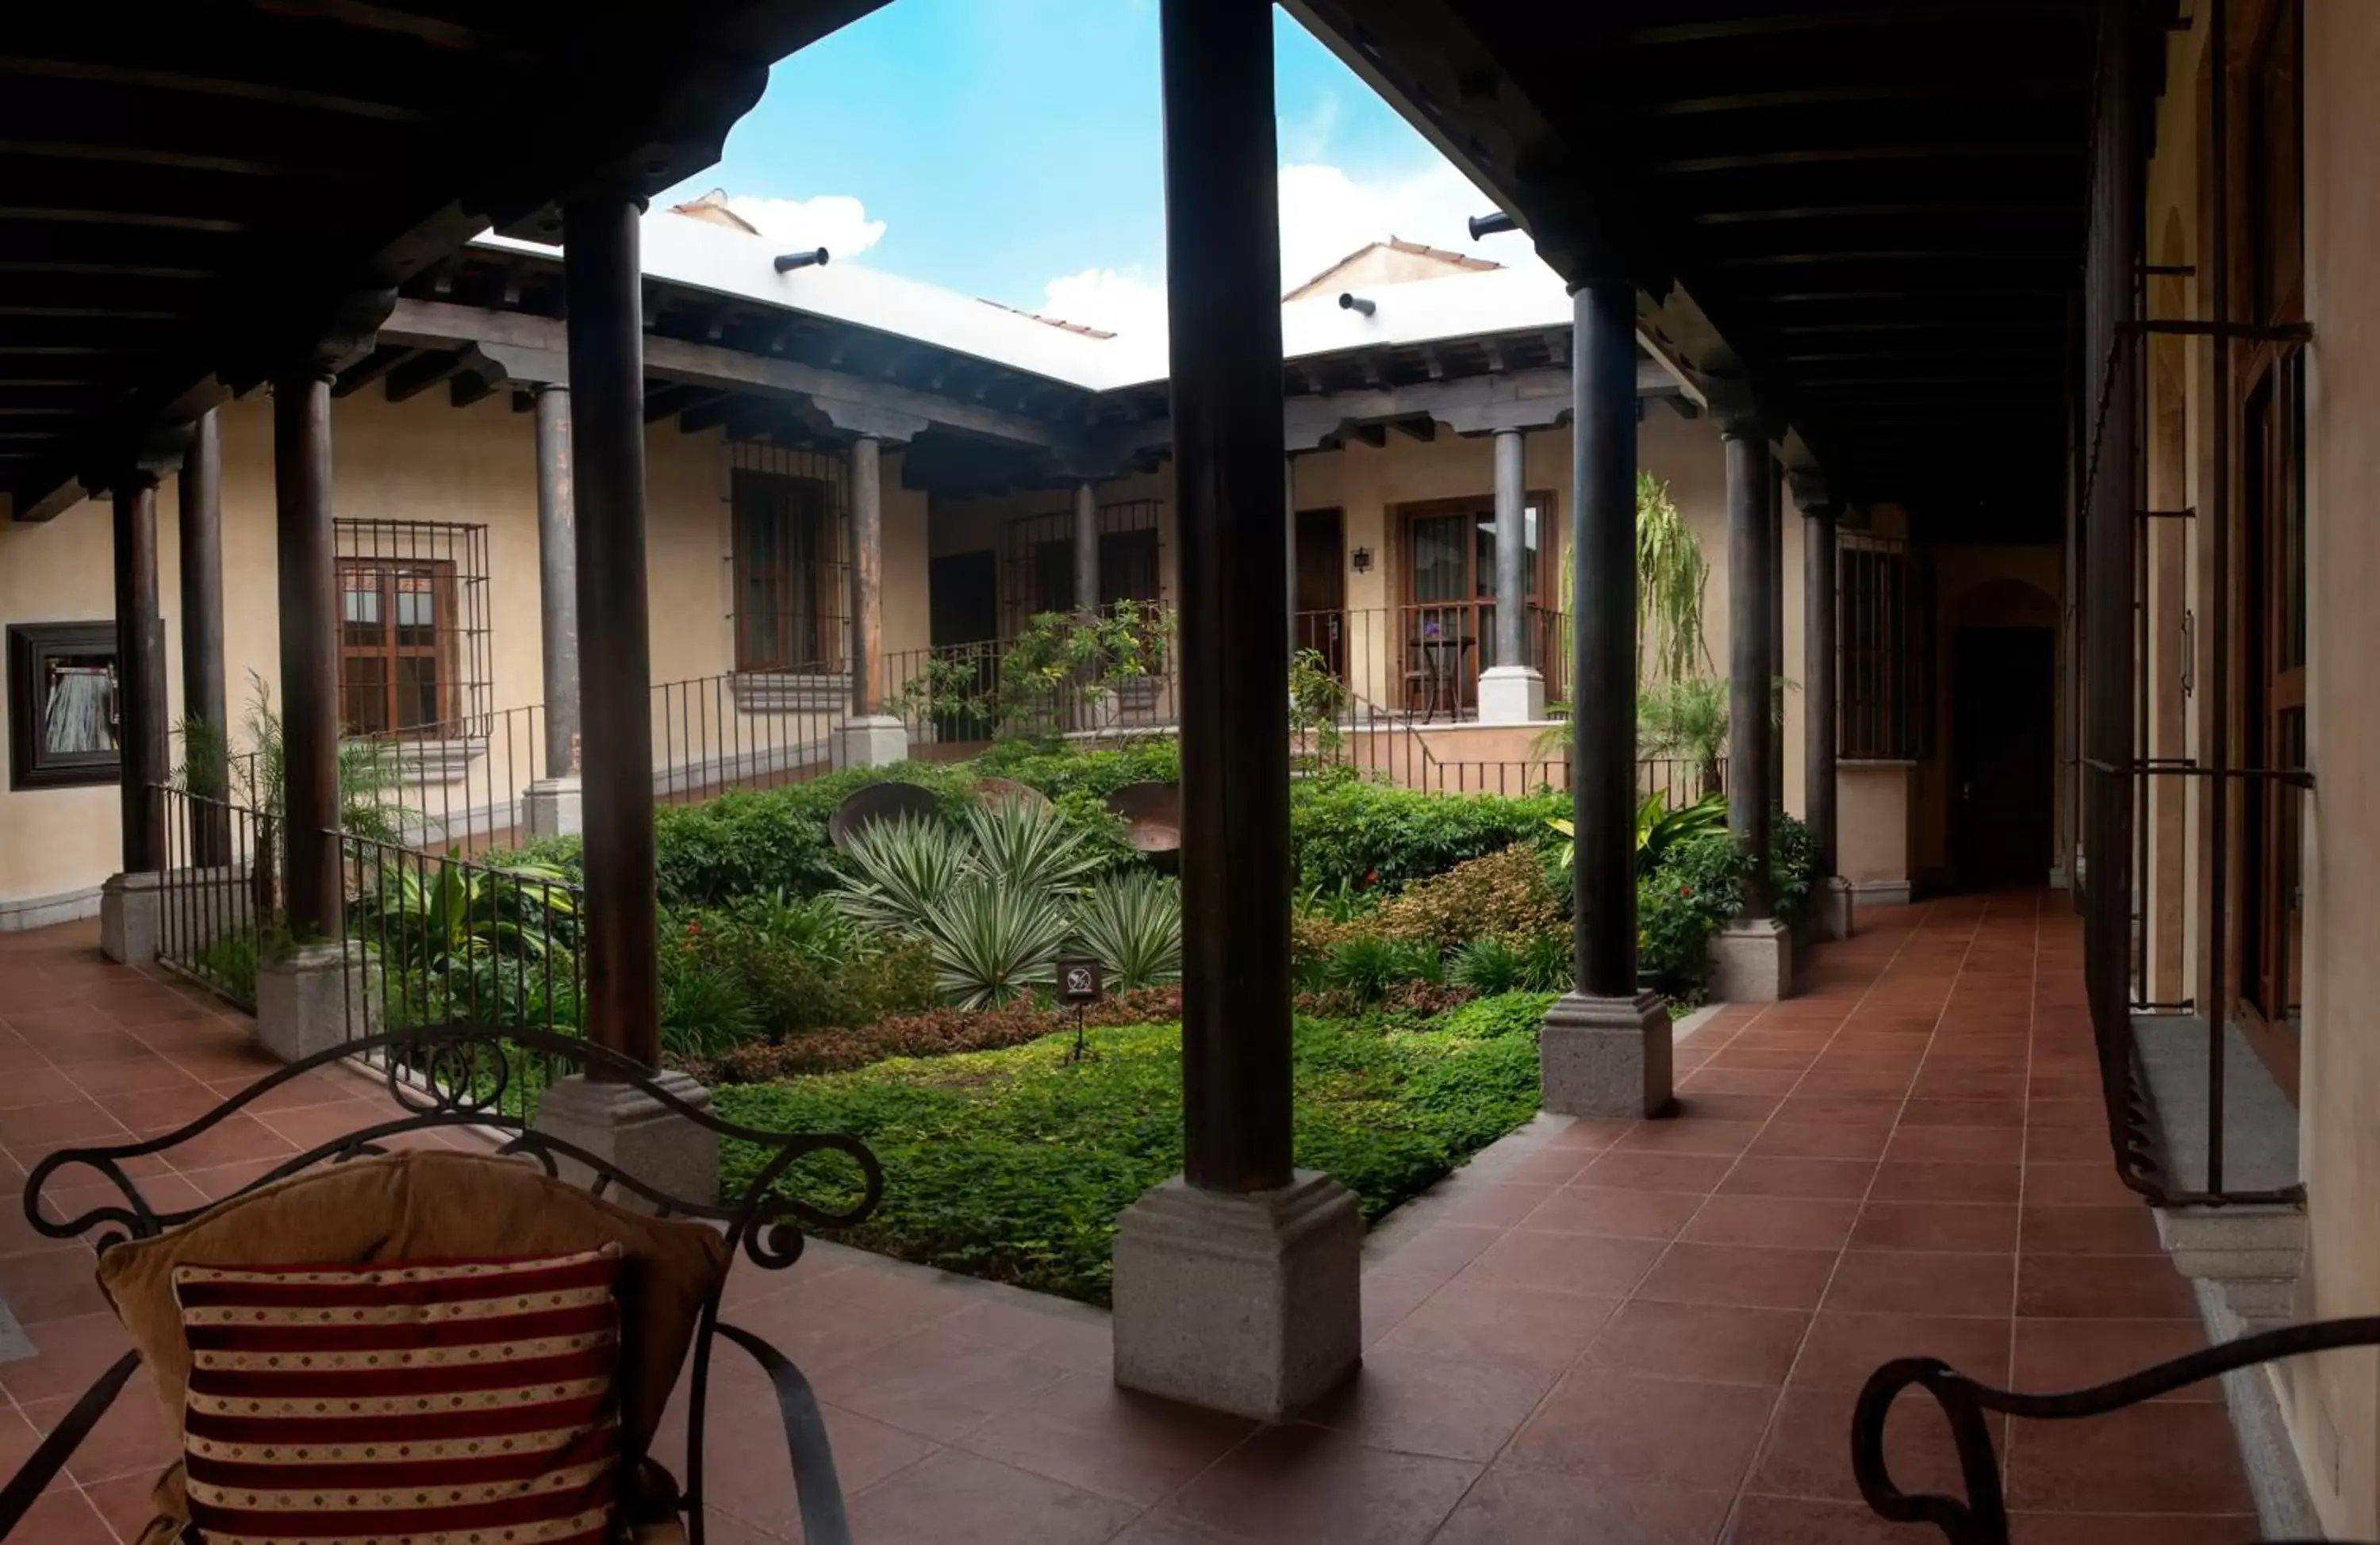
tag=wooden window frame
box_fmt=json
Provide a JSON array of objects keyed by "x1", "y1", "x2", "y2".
[
  {"x1": 337, "y1": 558, "x2": 461, "y2": 738},
  {"x1": 731, "y1": 466, "x2": 843, "y2": 674}
]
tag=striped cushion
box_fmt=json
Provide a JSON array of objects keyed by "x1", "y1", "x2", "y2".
[{"x1": 171, "y1": 1248, "x2": 624, "y2": 1545}]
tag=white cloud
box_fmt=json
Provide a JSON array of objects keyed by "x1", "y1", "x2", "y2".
[
  {"x1": 1037, "y1": 266, "x2": 1169, "y2": 337},
  {"x1": 1275, "y1": 160, "x2": 1547, "y2": 291},
  {"x1": 721, "y1": 193, "x2": 886, "y2": 260},
  {"x1": 1029, "y1": 159, "x2": 1551, "y2": 337}
]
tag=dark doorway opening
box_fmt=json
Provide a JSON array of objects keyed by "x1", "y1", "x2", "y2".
[
  {"x1": 1294, "y1": 507, "x2": 1345, "y2": 679},
  {"x1": 1950, "y1": 627, "x2": 2056, "y2": 891},
  {"x1": 928, "y1": 550, "x2": 998, "y2": 743}
]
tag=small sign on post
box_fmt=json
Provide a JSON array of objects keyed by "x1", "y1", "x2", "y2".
[{"x1": 1056, "y1": 957, "x2": 1103, "y2": 1062}]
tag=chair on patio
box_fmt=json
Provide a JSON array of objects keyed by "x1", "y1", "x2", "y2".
[
  {"x1": 0, "y1": 1023, "x2": 881, "y2": 1545},
  {"x1": 1854, "y1": 1318, "x2": 2380, "y2": 1543}
]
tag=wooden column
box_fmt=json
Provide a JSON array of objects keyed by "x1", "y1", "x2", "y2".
[
  {"x1": 1073, "y1": 479, "x2": 1100, "y2": 619},
  {"x1": 1570, "y1": 282, "x2": 1641, "y2": 999},
  {"x1": 1725, "y1": 427, "x2": 1775, "y2": 918},
  {"x1": 565, "y1": 193, "x2": 659, "y2": 1071},
  {"x1": 111, "y1": 474, "x2": 167, "y2": 874},
  {"x1": 178, "y1": 409, "x2": 228, "y2": 864},
  {"x1": 274, "y1": 370, "x2": 341, "y2": 938},
  {"x1": 849, "y1": 435, "x2": 884, "y2": 715},
  {"x1": 1803, "y1": 498, "x2": 1840, "y2": 878},
  {"x1": 1494, "y1": 428, "x2": 1527, "y2": 669},
  {"x1": 533, "y1": 384, "x2": 580, "y2": 774},
  {"x1": 1767, "y1": 460, "x2": 1785, "y2": 814},
  {"x1": 1163, "y1": 0, "x2": 1293, "y2": 1195}
]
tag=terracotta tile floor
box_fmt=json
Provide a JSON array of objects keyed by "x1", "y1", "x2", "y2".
[{"x1": 0, "y1": 895, "x2": 2253, "y2": 1543}]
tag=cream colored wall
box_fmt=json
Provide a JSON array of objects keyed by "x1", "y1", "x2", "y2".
[
  {"x1": 1837, "y1": 764, "x2": 1911, "y2": 891},
  {"x1": 2286, "y1": 3, "x2": 2380, "y2": 1533},
  {"x1": 0, "y1": 386, "x2": 793, "y2": 911}
]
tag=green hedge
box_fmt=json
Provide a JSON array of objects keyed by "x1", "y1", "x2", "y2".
[
  {"x1": 712, "y1": 991, "x2": 1553, "y2": 1304},
  {"x1": 1291, "y1": 775, "x2": 1568, "y2": 895}
]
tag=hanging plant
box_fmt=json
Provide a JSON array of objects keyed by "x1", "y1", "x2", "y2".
[{"x1": 1633, "y1": 471, "x2": 1710, "y2": 686}]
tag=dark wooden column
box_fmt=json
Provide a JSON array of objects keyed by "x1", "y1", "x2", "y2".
[
  {"x1": 565, "y1": 193, "x2": 660, "y2": 1072},
  {"x1": 179, "y1": 409, "x2": 230, "y2": 865},
  {"x1": 533, "y1": 384, "x2": 581, "y2": 775},
  {"x1": 849, "y1": 435, "x2": 884, "y2": 715},
  {"x1": 1725, "y1": 426, "x2": 1775, "y2": 918},
  {"x1": 1073, "y1": 480, "x2": 1100, "y2": 620},
  {"x1": 274, "y1": 370, "x2": 342, "y2": 939},
  {"x1": 1767, "y1": 459, "x2": 1785, "y2": 815},
  {"x1": 111, "y1": 473, "x2": 167, "y2": 873},
  {"x1": 1163, "y1": 0, "x2": 1292, "y2": 1194},
  {"x1": 1570, "y1": 282, "x2": 1641, "y2": 999},
  {"x1": 1802, "y1": 496, "x2": 1840, "y2": 879}
]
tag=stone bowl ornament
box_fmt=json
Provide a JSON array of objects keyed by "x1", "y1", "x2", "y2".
[
  {"x1": 973, "y1": 776, "x2": 1050, "y2": 813},
  {"x1": 1104, "y1": 780, "x2": 1181, "y2": 859},
  {"x1": 827, "y1": 780, "x2": 940, "y2": 847}
]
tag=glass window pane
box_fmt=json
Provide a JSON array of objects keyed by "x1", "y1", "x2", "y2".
[{"x1": 1411, "y1": 515, "x2": 1467, "y2": 603}]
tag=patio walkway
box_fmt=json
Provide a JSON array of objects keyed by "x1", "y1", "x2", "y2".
[{"x1": 0, "y1": 895, "x2": 2249, "y2": 1543}]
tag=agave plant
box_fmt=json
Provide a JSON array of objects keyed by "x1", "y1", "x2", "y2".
[
  {"x1": 924, "y1": 880, "x2": 1073, "y2": 1009},
  {"x1": 961, "y1": 796, "x2": 1104, "y2": 895},
  {"x1": 833, "y1": 815, "x2": 971, "y2": 933},
  {"x1": 1073, "y1": 871, "x2": 1183, "y2": 991}
]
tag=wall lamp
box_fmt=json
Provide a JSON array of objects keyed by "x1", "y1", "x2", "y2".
[
  {"x1": 1338, "y1": 292, "x2": 1376, "y2": 316},
  {"x1": 1468, "y1": 210, "x2": 1518, "y2": 240},
  {"x1": 773, "y1": 247, "x2": 830, "y2": 273},
  {"x1": 1350, "y1": 546, "x2": 1372, "y2": 574}
]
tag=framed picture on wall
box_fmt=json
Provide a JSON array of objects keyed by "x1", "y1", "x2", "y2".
[{"x1": 7, "y1": 622, "x2": 120, "y2": 790}]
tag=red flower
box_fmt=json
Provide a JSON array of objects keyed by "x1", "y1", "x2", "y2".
[
  {"x1": 1364, "y1": 868, "x2": 1379, "y2": 886},
  {"x1": 685, "y1": 921, "x2": 701, "y2": 936},
  {"x1": 1678, "y1": 884, "x2": 1692, "y2": 897}
]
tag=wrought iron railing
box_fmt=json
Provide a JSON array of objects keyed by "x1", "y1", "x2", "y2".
[
  {"x1": 154, "y1": 784, "x2": 272, "y2": 1010},
  {"x1": 335, "y1": 828, "x2": 588, "y2": 1122}
]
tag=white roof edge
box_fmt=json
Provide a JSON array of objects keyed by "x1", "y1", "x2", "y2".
[{"x1": 469, "y1": 216, "x2": 1582, "y2": 395}]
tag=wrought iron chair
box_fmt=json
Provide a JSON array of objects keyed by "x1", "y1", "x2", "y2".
[
  {"x1": 0, "y1": 1022, "x2": 882, "y2": 1545},
  {"x1": 1855, "y1": 1318, "x2": 2380, "y2": 1544}
]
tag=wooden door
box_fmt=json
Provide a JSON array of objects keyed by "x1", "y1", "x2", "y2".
[
  {"x1": 1951, "y1": 627, "x2": 2056, "y2": 891},
  {"x1": 1294, "y1": 508, "x2": 1345, "y2": 677}
]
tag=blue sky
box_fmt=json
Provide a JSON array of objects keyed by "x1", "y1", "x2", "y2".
[{"x1": 657, "y1": 1, "x2": 1541, "y2": 333}]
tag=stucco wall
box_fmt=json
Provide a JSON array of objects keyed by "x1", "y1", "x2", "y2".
[{"x1": 2287, "y1": 2, "x2": 2380, "y2": 1532}]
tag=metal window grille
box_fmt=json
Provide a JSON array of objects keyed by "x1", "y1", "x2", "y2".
[
  {"x1": 1000, "y1": 500, "x2": 1163, "y2": 638},
  {"x1": 1837, "y1": 533, "x2": 1934, "y2": 761},
  {"x1": 332, "y1": 520, "x2": 489, "y2": 738},
  {"x1": 727, "y1": 443, "x2": 850, "y2": 674}
]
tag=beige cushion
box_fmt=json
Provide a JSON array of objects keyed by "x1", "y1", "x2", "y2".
[{"x1": 95, "y1": 1149, "x2": 730, "y2": 1458}]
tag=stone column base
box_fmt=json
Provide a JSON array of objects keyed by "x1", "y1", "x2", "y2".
[
  {"x1": 1816, "y1": 876, "x2": 1856, "y2": 941},
  {"x1": 523, "y1": 776, "x2": 583, "y2": 840},
  {"x1": 99, "y1": 871, "x2": 164, "y2": 964},
  {"x1": 1474, "y1": 665, "x2": 1545, "y2": 726},
  {"x1": 831, "y1": 715, "x2": 910, "y2": 769},
  {"x1": 531, "y1": 1072, "x2": 719, "y2": 1215},
  {"x1": 1112, "y1": 1171, "x2": 1362, "y2": 1420},
  {"x1": 256, "y1": 941, "x2": 372, "y2": 1064},
  {"x1": 1710, "y1": 916, "x2": 1793, "y2": 1003},
  {"x1": 1851, "y1": 880, "x2": 1913, "y2": 910},
  {"x1": 1541, "y1": 990, "x2": 1672, "y2": 1118}
]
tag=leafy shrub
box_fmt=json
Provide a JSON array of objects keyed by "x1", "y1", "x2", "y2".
[
  {"x1": 1290, "y1": 909, "x2": 1361, "y2": 971},
  {"x1": 1370, "y1": 845, "x2": 1567, "y2": 953},
  {"x1": 712, "y1": 996, "x2": 1546, "y2": 1303},
  {"x1": 1772, "y1": 810, "x2": 1818, "y2": 926},
  {"x1": 1517, "y1": 931, "x2": 1573, "y2": 992},
  {"x1": 658, "y1": 943, "x2": 763, "y2": 1060},
  {"x1": 692, "y1": 987, "x2": 1188, "y2": 1083},
  {"x1": 1072, "y1": 871, "x2": 1183, "y2": 991},
  {"x1": 1433, "y1": 990, "x2": 1561, "y2": 1043},
  {"x1": 1320, "y1": 934, "x2": 1441, "y2": 1003},
  {"x1": 1449, "y1": 937, "x2": 1528, "y2": 995},
  {"x1": 1291, "y1": 778, "x2": 1566, "y2": 894},
  {"x1": 974, "y1": 738, "x2": 1180, "y2": 799},
  {"x1": 685, "y1": 893, "x2": 935, "y2": 1041},
  {"x1": 1637, "y1": 876, "x2": 1720, "y2": 1002}
]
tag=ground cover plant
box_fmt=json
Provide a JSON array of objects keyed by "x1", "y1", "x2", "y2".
[{"x1": 712, "y1": 991, "x2": 1556, "y2": 1303}]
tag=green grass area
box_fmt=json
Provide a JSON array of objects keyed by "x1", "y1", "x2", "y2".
[{"x1": 712, "y1": 991, "x2": 1555, "y2": 1305}]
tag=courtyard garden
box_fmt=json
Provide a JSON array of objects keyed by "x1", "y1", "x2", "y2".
[{"x1": 458, "y1": 738, "x2": 1817, "y2": 1305}]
